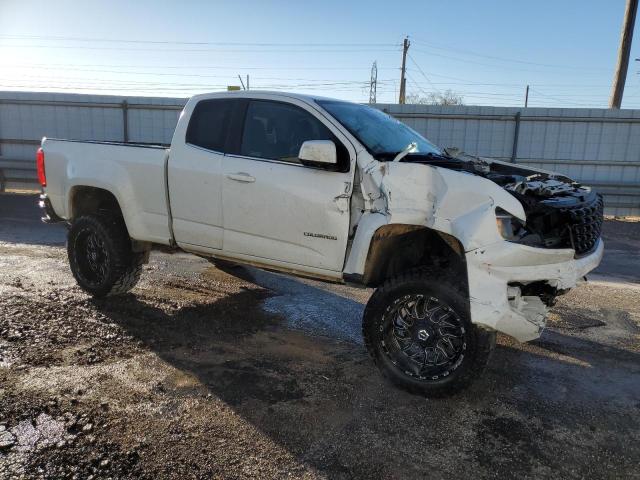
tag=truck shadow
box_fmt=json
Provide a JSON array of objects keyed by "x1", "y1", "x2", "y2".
[
  {"x1": 90, "y1": 267, "x2": 640, "y2": 478},
  {"x1": 215, "y1": 262, "x2": 367, "y2": 343}
]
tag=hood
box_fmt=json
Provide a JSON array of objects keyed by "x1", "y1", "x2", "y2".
[
  {"x1": 392, "y1": 149, "x2": 603, "y2": 254},
  {"x1": 378, "y1": 159, "x2": 527, "y2": 251},
  {"x1": 420, "y1": 148, "x2": 572, "y2": 183},
  {"x1": 400, "y1": 148, "x2": 594, "y2": 211},
  {"x1": 410, "y1": 149, "x2": 603, "y2": 255}
]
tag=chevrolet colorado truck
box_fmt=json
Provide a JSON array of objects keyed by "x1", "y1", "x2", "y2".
[{"x1": 38, "y1": 91, "x2": 604, "y2": 396}]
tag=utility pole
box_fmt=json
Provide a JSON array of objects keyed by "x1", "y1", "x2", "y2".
[
  {"x1": 610, "y1": 0, "x2": 638, "y2": 108},
  {"x1": 398, "y1": 37, "x2": 410, "y2": 104},
  {"x1": 369, "y1": 61, "x2": 378, "y2": 104},
  {"x1": 524, "y1": 85, "x2": 529, "y2": 107},
  {"x1": 247, "y1": 75, "x2": 250, "y2": 90}
]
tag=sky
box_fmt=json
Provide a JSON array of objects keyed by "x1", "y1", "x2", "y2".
[{"x1": 1, "y1": 0, "x2": 639, "y2": 108}]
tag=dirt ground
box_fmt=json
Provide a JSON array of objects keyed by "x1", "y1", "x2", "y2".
[{"x1": 1, "y1": 193, "x2": 639, "y2": 480}]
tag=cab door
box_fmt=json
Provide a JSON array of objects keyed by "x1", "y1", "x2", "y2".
[
  {"x1": 168, "y1": 98, "x2": 236, "y2": 251},
  {"x1": 221, "y1": 98, "x2": 355, "y2": 273}
]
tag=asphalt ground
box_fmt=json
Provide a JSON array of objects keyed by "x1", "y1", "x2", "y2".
[{"x1": 1, "y1": 193, "x2": 639, "y2": 479}]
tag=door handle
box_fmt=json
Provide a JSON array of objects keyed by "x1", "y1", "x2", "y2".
[{"x1": 226, "y1": 172, "x2": 255, "y2": 183}]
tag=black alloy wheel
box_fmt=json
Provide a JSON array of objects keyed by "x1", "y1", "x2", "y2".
[{"x1": 380, "y1": 293, "x2": 466, "y2": 381}]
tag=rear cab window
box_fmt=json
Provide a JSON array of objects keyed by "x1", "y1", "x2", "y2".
[{"x1": 186, "y1": 99, "x2": 235, "y2": 152}]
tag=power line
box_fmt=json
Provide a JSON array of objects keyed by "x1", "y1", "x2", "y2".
[
  {"x1": 410, "y1": 47, "x2": 609, "y2": 74},
  {"x1": 0, "y1": 43, "x2": 400, "y2": 53},
  {"x1": 407, "y1": 53, "x2": 441, "y2": 95},
  {"x1": 410, "y1": 38, "x2": 610, "y2": 71},
  {"x1": 5, "y1": 62, "x2": 626, "y2": 105},
  {"x1": 0, "y1": 85, "x2": 398, "y2": 96},
  {"x1": 528, "y1": 88, "x2": 599, "y2": 107},
  {"x1": 0, "y1": 76, "x2": 393, "y2": 91},
  {"x1": 5, "y1": 64, "x2": 398, "y2": 84},
  {"x1": 3, "y1": 81, "x2": 633, "y2": 107},
  {"x1": 5, "y1": 69, "x2": 624, "y2": 103},
  {"x1": 406, "y1": 73, "x2": 433, "y2": 99},
  {"x1": 6, "y1": 62, "x2": 398, "y2": 72},
  {"x1": 0, "y1": 34, "x2": 400, "y2": 48},
  {"x1": 7, "y1": 62, "x2": 619, "y2": 89},
  {"x1": 0, "y1": 32, "x2": 626, "y2": 107},
  {"x1": 2, "y1": 80, "x2": 382, "y2": 91}
]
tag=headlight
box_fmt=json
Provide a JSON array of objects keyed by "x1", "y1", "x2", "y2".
[{"x1": 495, "y1": 208, "x2": 525, "y2": 241}]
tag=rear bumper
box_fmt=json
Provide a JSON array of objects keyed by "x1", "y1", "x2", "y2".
[
  {"x1": 465, "y1": 239, "x2": 604, "y2": 341},
  {"x1": 39, "y1": 193, "x2": 65, "y2": 224}
]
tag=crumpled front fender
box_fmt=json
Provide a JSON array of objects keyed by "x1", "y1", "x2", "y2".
[
  {"x1": 344, "y1": 161, "x2": 526, "y2": 277},
  {"x1": 380, "y1": 162, "x2": 525, "y2": 251}
]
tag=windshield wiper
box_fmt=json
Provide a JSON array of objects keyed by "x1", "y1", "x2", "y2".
[
  {"x1": 392, "y1": 142, "x2": 418, "y2": 162},
  {"x1": 375, "y1": 148, "x2": 452, "y2": 162},
  {"x1": 402, "y1": 151, "x2": 452, "y2": 162}
]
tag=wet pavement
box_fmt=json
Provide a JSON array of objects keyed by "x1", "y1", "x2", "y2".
[{"x1": 1, "y1": 192, "x2": 639, "y2": 479}]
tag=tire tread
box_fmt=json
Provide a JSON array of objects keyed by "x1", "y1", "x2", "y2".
[
  {"x1": 362, "y1": 266, "x2": 495, "y2": 397},
  {"x1": 68, "y1": 213, "x2": 145, "y2": 297}
]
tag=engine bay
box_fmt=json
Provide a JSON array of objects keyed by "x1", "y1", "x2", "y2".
[{"x1": 400, "y1": 150, "x2": 604, "y2": 255}]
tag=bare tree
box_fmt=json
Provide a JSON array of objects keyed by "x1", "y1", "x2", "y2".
[{"x1": 406, "y1": 89, "x2": 464, "y2": 106}]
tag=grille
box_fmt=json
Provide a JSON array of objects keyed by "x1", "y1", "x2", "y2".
[{"x1": 560, "y1": 194, "x2": 604, "y2": 255}]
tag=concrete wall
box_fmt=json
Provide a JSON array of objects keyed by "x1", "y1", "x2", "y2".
[{"x1": 1, "y1": 91, "x2": 638, "y2": 215}]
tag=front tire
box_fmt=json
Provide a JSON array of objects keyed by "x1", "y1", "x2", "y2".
[
  {"x1": 67, "y1": 214, "x2": 145, "y2": 297},
  {"x1": 363, "y1": 268, "x2": 495, "y2": 397}
]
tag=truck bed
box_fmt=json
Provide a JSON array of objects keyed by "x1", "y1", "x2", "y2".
[{"x1": 42, "y1": 138, "x2": 172, "y2": 245}]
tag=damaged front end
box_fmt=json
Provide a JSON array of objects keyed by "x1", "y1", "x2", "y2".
[
  {"x1": 415, "y1": 149, "x2": 605, "y2": 257},
  {"x1": 438, "y1": 152, "x2": 605, "y2": 341},
  {"x1": 466, "y1": 237, "x2": 603, "y2": 341},
  {"x1": 367, "y1": 149, "x2": 605, "y2": 342},
  {"x1": 486, "y1": 171, "x2": 604, "y2": 256}
]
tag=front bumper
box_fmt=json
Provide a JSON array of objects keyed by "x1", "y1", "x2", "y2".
[{"x1": 465, "y1": 239, "x2": 604, "y2": 341}]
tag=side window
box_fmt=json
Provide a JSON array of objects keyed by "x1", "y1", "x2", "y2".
[
  {"x1": 240, "y1": 100, "x2": 346, "y2": 168},
  {"x1": 186, "y1": 99, "x2": 234, "y2": 152}
]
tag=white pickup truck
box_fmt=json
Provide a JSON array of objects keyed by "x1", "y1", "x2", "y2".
[{"x1": 38, "y1": 91, "x2": 604, "y2": 396}]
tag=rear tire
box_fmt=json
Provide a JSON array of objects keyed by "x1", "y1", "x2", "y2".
[
  {"x1": 67, "y1": 213, "x2": 145, "y2": 297},
  {"x1": 363, "y1": 267, "x2": 495, "y2": 397}
]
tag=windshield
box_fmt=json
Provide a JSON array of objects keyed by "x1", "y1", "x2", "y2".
[{"x1": 316, "y1": 100, "x2": 441, "y2": 158}]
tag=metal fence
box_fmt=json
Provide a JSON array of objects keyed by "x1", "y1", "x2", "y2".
[
  {"x1": 1, "y1": 91, "x2": 638, "y2": 216},
  {"x1": 378, "y1": 104, "x2": 640, "y2": 216},
  {"x1": 0, "y1": 91, "x2": 185, "y2": 190}
]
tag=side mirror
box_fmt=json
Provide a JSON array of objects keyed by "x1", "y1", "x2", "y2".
[{"x1": 298, "y1": 140, "x2": 337, "y2": 167}]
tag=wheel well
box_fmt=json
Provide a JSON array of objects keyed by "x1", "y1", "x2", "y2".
[
  {"x1": 69, "y1": 187, "x2": 151, "y2": 253},
  {"x1": 69, "y1": 186, "x2": 123, "y2": 220},
  {"x1": 362, "y1": 225, "x2": 467, "y2": 288}
]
